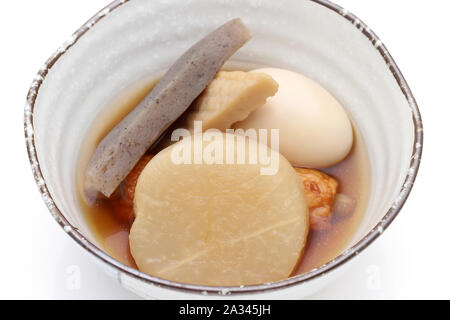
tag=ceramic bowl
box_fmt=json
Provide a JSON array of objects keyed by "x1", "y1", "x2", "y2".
[{"x1": 25, "y1": 0, "x2": 422, "y2": 299}]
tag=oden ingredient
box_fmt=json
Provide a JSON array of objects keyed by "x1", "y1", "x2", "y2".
[
  {"x1": 110, "y1": 156, "x2": 343, "y2": 230},
  {"x1": 111, "y1": 155, "x2": 154, "y2": 224},
  {"x1": 178, "y1": 71, "x2": 278, "y2": 132},
  {"x1": 130, "y1": 133, "x2": 309, "y2": 286},
  {"x1": 234, "y1": 68, "x2": 354, "y2": 168},
  {"x1": 85, "y1": 18, "x2": 252, "y2": 197},
  {"x1": 295, "y1": 168, "x2": 338, "y2": 231}
]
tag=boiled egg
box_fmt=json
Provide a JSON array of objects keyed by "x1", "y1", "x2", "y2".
[{"x1": 233, "y1": 68, "x2": 353, "y2": 168}]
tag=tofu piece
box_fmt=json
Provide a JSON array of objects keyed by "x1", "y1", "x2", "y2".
[
  {"x1": 130, "y1": 133, "x2": 309, "y2": 286},
  {"x1": 179, "y1": 71, "x2": 278, "y2": 132}
]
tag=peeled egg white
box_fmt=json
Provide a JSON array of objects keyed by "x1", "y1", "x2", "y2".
[{"x1": 233, "y1": 68, "x2": 354, "y2": 168}]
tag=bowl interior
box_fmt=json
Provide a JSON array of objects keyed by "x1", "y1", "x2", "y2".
[{"x1": 28, "y1": 0, "x2": 419, "y2": 295}]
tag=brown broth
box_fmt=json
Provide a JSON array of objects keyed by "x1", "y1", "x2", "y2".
[{"x1": 77, "y1": 71, "x2": 370, "y2": 278}]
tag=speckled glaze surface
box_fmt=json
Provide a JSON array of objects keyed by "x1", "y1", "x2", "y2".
[{"x1": 25, "y1": 0, "x2": 422, "y2": 299}]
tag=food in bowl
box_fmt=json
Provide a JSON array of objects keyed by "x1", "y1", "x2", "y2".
[{"x1": 78, "y1": 18, "x2": 370, "y2": 287}]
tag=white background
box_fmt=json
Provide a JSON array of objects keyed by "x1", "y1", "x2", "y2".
[{"x1": 0, "y1": 0, "x2": 448, "y2": 299}]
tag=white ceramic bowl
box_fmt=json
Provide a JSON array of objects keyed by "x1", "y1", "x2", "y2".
[{"x1": 25, "y1": 0, "x2": 423, "y2": 299}]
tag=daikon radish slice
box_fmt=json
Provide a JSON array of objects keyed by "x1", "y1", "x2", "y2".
[{"x1": 130, "y1": 133, "x2": 309, "y2": 286}]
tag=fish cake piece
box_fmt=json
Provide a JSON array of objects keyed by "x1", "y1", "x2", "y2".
[
  {"x1": 295, "y1": 168, "x2": 338, "y2": 231},
  {"x1": 110, "y1": 155, "x2": 154, "y2": 225},
  {"x1": 181, "y1": 71, "x2": 278, "y2": 131}
]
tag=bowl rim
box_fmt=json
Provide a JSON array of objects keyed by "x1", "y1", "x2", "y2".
[{"x1": 24, "y1": 0, "x2": 423, "y2": 296}]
